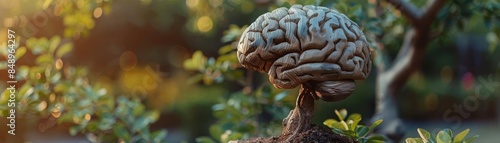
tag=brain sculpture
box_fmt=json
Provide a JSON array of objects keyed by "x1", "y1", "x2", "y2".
[{"x1": 237, "y1": 5, "x2": 372, "y2": 101}]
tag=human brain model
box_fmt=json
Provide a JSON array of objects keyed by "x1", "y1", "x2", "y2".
[{"x1": 237, "y1": 5, "x2": 371, "y2": 102}]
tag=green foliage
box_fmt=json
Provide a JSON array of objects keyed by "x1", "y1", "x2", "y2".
[
  {"x1": 405, "y1": 128, "x2": 478, "y2": 143},
  {"x1": 183, "y1": 24, "x2": 247, "y2": 85},
  {"x1": 0, "y1": 0, "x2": 167, "y2": 142},
  {"x1": 323, "y1": 109, "x2": 385, "y2": 143},
  {"x1": 0, "y1": 36, "x2": 167, "y2": 142}
]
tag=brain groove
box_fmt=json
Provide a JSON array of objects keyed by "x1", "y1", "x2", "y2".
[{"x1": 237, "y1": 5, "x2": 372, "y2": 101}]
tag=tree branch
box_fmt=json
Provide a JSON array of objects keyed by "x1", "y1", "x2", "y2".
[
  {"x1": 422, "y1": 0, "x2": 447, "y2": 23},
  {"x1": 384, "y1": 29, "x2": 427, "y2": 90},
  {"x1": 385, "y1": 0, "x2": 423, "y2": 26},
  {"x1": 384, "y1": 0, "x2": 448, "y2": 87}
]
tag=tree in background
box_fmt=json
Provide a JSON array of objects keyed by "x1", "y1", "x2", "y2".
[{"x1": 366, "y1": 0, "x2": 499, "y2": 140}]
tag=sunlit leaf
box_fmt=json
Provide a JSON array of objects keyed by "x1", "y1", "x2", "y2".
[
  {"x1": 453, "y1": 129, "x2": 469, "y2": 143},
  {"x1": 406, "y1": 138, "x2": 425, "y2": 143},
  {"x1": 14, "y1": 46, "x2": 27, "y2": 59},
  {"x1": 49, "y1": 36, "x2": 61, "y2": 53},
  {"x1": 323, "y1": 119, "x2": 337, "y2": 128},
  {"x1": 335, "y1": 109, "x2": 347, "y2": 121},
  {"x1": 347, "y1": 113, "x2": 362, "y2": 129},
  {"x1": 463, "y1": 135, "x2": 479, "y2": 143},
  {"x1": 56, "y1": 43, "x2": 73, "y2": 58},
  {"x1": 36, "y1": 54, "x2": 54, "y2": 65},
  {"x1": 417, "y1": 128, "x2": 432, "y2": 143},
  {"x1": 437, "y1": 130, "x2": 452, "y2": 143}
]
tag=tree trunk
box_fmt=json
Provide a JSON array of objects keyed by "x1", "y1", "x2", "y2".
[{"x1": 372, "y1": 0, "x2": 447, "y2": 142}]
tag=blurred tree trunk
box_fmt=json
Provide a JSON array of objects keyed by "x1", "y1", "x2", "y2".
[{"x1": 372, "y1": 0, "x2": 447, "y2": 141}]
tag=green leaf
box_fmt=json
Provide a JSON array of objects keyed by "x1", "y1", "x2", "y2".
[
  {"x1": 196, "y1": 137, "x2": 217, "y2": 143},
  {"x1": 347, "y1": 113, "x2": 362, "y2": 130},
  {"x1": 367, "y1": 135, "x2": 386, "y2": 142},
  {"x1": 437, "y1": 130, "x2": 452, "y2": 143},
  {"x1": 49, "y1": 36, "x2": 61, "y2": 53},
  {"x1": 184, "y1": 50, "x2": 207, "y2": 70},
  {"x1": 366, "y1": 140, "x2": 384, "y2": 143},
  {"x1": 15, "y1": 46, "x2": 27, "y2": 59},
  {"x1": 209, "y1": 125, "x2": 223, "y2": 140},
  {"x1": 113, "y1": 123, "x2": 131, "y2": 141},
  {"x1": 27, "y1": 37, "x2": 49, "y2": 54},
  {"x1": 357, "y1": 126, "x2": 370, "y2": 137},
  {"x1": 323, "y1": 119, "x2": 337, "y2": 128},
  {"x1": 98, "y1": 114, "x2": 115, "y2": 130},
  {"x1": 36, "y1": 54, "x2": 54, "y2": 65},
  {"x1": 132, "y1": 117, "x2": 151, "y2": 132},
  {"x1": 332, "y1": 128, "x2": 344, "y2": 134},
  {"x1": 16, "y1": 66, "x2": 29, "y2": 80},
  {"x1": 463, "y1": 135, "x2": 478, "y2": 143},
  {"x1": 369, "y1": 119, "x2": 383, "y2": 131},
  {"x1": 335, "y1": 109, "x2": 347, "y2": 121},
  {"x1": 340, "y1": 120, "x2": 349, "y2": 130},
  {"x1": 453, "y1": 129, "x2": 469, "y2": 143},
  {"x1": 443, "y1": 129, "x2": 453, "y2": 138},
  {"x1": 151, "y1": 130, "x2": 167, "y2": 143},
  {"x1": 218, "y1": 45, "x2": 234, "y2": 55},
  {"x1": 69, "y1": 126, "x2": 80, "y2": 136},
  {"x1": 418, "y1": 128, "x2": 432, "y2": 143},
  {"x1": 0, "y1": 62, "x2": 7, "y2": 70},
  {"x1": 406, "y1": 138, "x2": 425, "y2": 143},
  {"x1": 18, "y1": 84, "x2": 34, "y2": 101},
  {"x1": 56, "y1": 43, "x2": 73, "y2": 58}
]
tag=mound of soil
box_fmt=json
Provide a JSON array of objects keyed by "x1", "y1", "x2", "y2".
[{"x1": 235, "y1": 124, "x2": 352, "y2": 143}]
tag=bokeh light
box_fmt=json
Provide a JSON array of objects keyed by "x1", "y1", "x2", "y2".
[
  {"x1": 51, "y1": 105, "x2": 61, "y2": 118},
  {"x1": 84, "y1": 113, "x2": 91, "y2": 121},
  {"x1": 186, "y1": 0, "x2": 199, "y2": 8},
  {"x1": 55, "y1": 59, "x2": 64, "y2": 70},
  {"x1": 197, "y1": 16, "x2": 213, "y2": 32},
  {"x1": 93, "y1": 7, "x2": 103, "y2": 18},
  {"x1": 461, "y1": 72, "x2": 475, "y2": 91}
]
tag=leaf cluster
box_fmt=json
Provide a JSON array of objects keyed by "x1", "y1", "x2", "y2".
[
  {"x1": 406, "y1": 128, "x2": 478, "y2": 143},
  {"x1": 323, "y1": 109, "x2": 385, "y2": 143}
]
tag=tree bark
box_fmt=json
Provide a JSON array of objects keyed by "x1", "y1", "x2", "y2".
[{"x1": 281, "y1": 84, "x2": 315, "y2": 142}]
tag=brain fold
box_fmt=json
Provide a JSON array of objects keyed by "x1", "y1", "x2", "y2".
[{"x1": 237, "y1": 4, "x2": 372, "y2": 96}]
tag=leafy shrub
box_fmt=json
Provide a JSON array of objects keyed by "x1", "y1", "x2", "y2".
[
  {"x1": 323, "y1": 109, "x2": 385, "y2": 143},
  {"x1": 405, "y1": 128, "x2": 478, "y2": 143},
  {"x1": 0, "y1": 36, "x2": 167, "y2": 142}
]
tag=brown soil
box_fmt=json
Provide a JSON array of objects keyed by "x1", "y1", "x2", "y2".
[{"x1": 236, "y1": 124, "x2": 352, "y2": 143}]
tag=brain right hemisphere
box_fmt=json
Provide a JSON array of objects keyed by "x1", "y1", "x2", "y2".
[{"x1": 237, "y1": 5, "x2": 371, "y2": 101}]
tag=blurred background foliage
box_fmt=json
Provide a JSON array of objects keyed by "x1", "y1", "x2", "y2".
[{"x1": 0, "y1": 0, "x2": 499, "y2": 142}]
